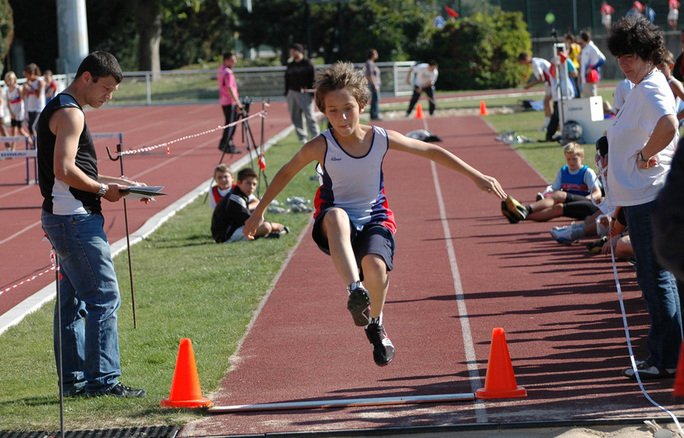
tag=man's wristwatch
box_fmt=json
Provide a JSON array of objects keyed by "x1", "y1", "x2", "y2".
[
  {"x1": 638, "y1": 151, "x2": 649, "y2": 163},
  {"x1": 96, "y1": 183, "x2": 108, "y2": 197}
]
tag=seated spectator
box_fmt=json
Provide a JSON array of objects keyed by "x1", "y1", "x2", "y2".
[
  {"x1": 550, "y1": 137, "x2": 610, "y2": 244},
  {"x1": 211, "y1": 168, "x2": 288, "y2": 243},
  {"x1": 209, "y1": 164, "x2": 234, "y2": 209},
  {"x1": 209, "y1": 164, "x2": 258, "y2": 210},
  {"x1": 601, "y1": 206, "x2": 634, "y2": 262},
  {"x1": 502, "y1": 142, "x2": 602, "y2": 224}
]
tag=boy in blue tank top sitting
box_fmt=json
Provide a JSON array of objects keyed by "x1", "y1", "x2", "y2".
[
  {"x1": 243, "y1": 62, "x2": 507, "y2": 367},
  {"x1": 502, "y1": 142, "x2": 602, "y2": 224}
]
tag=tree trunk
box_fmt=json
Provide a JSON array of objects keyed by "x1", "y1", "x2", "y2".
[{"x1": 133, "y1": 0, "x2": 162, "y2": 78}]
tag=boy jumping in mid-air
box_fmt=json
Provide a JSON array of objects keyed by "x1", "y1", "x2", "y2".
[{"x1": 243, "y1": 62, "x2": 506, "y2": 366}]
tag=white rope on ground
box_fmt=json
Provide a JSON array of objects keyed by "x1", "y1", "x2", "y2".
[
  {"x1": 610, "y1": 246, "x2": 684, "y2": 437},
  {"x1": 0, "y1": 266, "x2": 55, "y2": 297},
  {"x1": 113, "y1": 110, "x2": 266, "y2": 157}
]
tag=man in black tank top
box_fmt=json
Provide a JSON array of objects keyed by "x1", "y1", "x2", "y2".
[{"x1": 38, "y1": 52, "x2": 146, "y2": 398}]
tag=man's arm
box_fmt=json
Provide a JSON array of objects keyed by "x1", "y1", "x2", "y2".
[{"x1": 50, "y1": 107, "x2": 128, "y2": 202}]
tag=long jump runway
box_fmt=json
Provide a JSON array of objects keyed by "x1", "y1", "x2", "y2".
[{"x1": 181, "y1": 115, "x2": 684, "y2": 436}]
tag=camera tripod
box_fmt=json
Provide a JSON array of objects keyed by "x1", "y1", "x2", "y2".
[{"x1": 212, "y1": 97, "x2": 270, "y2": 198}]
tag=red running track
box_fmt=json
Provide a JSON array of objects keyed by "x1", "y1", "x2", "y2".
[
  {"x1": 181, "y1": 115, "x2": 684, "y2": 436},
  {"x1": 2, "y1": 95, "x2": 681, "y2": 435}
]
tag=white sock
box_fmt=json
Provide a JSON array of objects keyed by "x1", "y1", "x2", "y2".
[{"x1": 368, "y1": 312, "x2": 383, "y2": 327}]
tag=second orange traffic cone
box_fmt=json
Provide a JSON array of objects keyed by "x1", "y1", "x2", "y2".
[
  {"x1": 479, "y1": 100, "x2": 489, "y2": 116},
  {"x1": 161, "y1": 338, "x2": 212, "y2": 408},
  {"x1": 415, "y1": 103, "x2": 425, "y2": 119},
  {"x1": 673, "y1": 342, "x2": 684, "y2": 396},
  {"x1": 475, "y1": 327, "x2": 527, "y2": 399}
]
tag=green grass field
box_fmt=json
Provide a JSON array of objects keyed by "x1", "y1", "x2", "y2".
[{"x1": 0, "y1": 94, "x2": 610, "y2": 431}]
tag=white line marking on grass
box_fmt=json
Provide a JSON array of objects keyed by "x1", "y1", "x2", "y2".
[{"x1": 430, "y1": 161, "x2": 487, "y2": 423}]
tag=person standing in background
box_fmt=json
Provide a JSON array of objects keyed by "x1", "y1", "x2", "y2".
[
  {"x1": 284, "y1": 43, "x2": 320, "y2": 144},
  {"x1": 44, "y1": 70, "x2": 58, "y2": 104},
  {"x1": 405, "y1": 60, "x2": 439, "y2": 117},
  {"x1": 579, "y1": 31, "x2": 606, "y2": 98},
  {"x1": 365, "y1": 49, "x2": 382, "y2": 121},
  {"x1": 217, "y1": 51, "x2": 244, "y2": 154},
  {"x1": 22, "y1": 63, "x2": 46, "y2": 138},
  {"x1": 669, "y1": 0, "x2": 681, "y2": 29},
  {"x1": 601, "y1": 2, "x2": 615, "y2": 30}
]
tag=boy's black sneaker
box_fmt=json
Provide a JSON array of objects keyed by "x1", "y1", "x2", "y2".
[
  {"x1": 88, "y1": 382, "x2": 146, "y2": 398},
  {"x1": 365, "y1": 322, "x2": 395, "y2": 366},
  {"x1": 347, "y1": 286, "x2": 371, "y2": 326}
]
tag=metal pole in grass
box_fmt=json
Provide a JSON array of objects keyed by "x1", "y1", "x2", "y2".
[
  {"x1": 106, "y1": 144, "x2": 138, "y2": 328},
  {"x1": 54, "y1": 250, "x2": 65, "y2": 437}
]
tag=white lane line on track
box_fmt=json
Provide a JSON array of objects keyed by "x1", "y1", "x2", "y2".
[{"x1": 430, "y1": 160, "x2": 487, "y2": 423}]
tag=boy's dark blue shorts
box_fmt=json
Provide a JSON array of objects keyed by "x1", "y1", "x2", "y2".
[{"x1": 312, "y1": 209, "x2": 395, "y2": 277}]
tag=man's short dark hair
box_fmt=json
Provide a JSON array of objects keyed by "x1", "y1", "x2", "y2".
[
  {"x1": 237, "y1": 168, "x2": 258, "y2": 181},
  {"x1": 223, "y1": 51, "x2": 234, "y2": 61},
  {"x1": 75, "y1": 51, "x2": 123, "y2": 83}
]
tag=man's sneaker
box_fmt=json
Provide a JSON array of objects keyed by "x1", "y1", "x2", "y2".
[
  {"x1": 88, "y1": 382, "x2": 146, "y2": 398},
  {"x1": 365, "y1": 322, "x2": 395, "y2": 366},
  {"x1": 347, "y1": 286, "x2": 371, "y2": 326},
  {"x1": 550, "y1": 226, "x2": 579, "y2": 245},
  {"x1": 623, "y1": 361, "x2": 676, "y2": 380}
]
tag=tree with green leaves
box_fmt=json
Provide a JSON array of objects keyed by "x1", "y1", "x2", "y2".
[
  {"x1": 419, "y1": 9, "x2": 530, "y2": 90},
  {"x1": 0, "y1": 0, "x2": 12, "y2": 75},
  {"x1": 236, "y1": 0, "x2": 433, "y2": 65}
]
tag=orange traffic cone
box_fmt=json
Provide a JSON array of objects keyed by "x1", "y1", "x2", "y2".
[
  {"x1": 415, "y1": 103, "x2": 425, "y2": 119},
  {"x1": 475, "y1": 327, "x2": 527, "y2": 399},
  {"x1": 479, "y1": 100, "x2": 489, "y2": 116},
  {"x1": 673, "y1": 342, "x2": 684, "y2": 396},
  {"x1": 161, "y1": 338, "x2": 212, "y2": 408}
]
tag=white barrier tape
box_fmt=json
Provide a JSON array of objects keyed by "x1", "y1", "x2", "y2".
[
  {"x1": 1, "y1": 266, "x2": 55, "y2": 297},
  {"x1": 0, "y1": 149, "x2": 37, "y2": 159},
  {"x1": 114, "y1": 110, "x2": 266, "y2": 157}
]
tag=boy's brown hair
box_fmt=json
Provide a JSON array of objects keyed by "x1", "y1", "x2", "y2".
[
  {"x1": 237, "y1": 167, "x2": 258, "y2": 182},
  {"x1": 314, "y1": 62, "x2": 370, "y2": 112}
]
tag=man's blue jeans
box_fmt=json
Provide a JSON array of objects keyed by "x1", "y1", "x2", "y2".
[
  {"x1": 624, "y1": 201, "x2": 682, "y2": 369},
  {"x1": 42, "y1": 211, "x2": 121, "y2": 394}
]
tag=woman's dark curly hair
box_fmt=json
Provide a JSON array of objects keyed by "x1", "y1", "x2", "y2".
[{"x1": 607, "y1": 16, "x2": 667, "y2": 65}]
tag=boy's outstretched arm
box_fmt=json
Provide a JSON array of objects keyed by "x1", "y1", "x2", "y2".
[
  {"x1": 243, "y1": 138, "x2": 324, "y2": 239},
  {"x1": 387, "y1": 130, "x2": 507, "y2": 199}
]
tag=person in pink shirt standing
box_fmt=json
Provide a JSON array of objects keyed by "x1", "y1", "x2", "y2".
[
  {"x1": 669, "y1": 0, "x2": 681, "y2": 29},
  {"x1": 601, "y1": 2, "x2": 615, "y2": 30},
  {"x1": 217, "y1": 51, "x2": 244, "y2": 154}
]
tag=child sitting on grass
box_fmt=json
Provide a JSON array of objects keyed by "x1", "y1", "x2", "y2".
[
  {"x1": 243, "y1": 62, "x2": 506, "y2": 367},
  {"x1": 502, "y1": 142, "x2": 602, "y2": 225},
  {"x1": 212, "y1": 167, "x2": 287, "y2": 243}
]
